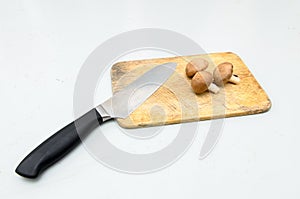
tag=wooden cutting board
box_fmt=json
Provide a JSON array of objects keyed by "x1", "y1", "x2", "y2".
[{"x1": 110, "y1": 52, "x2": 271, "y2": 128}]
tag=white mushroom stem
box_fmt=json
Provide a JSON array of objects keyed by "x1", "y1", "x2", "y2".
[
  {"x1": 229, "y1": 74, "x2": 240, "y2": 84},
  {"x1": 208, "y1": 83, "x2": 220, "y2": 94}
]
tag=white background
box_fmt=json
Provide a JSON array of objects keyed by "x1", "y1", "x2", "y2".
[{"x1": 1, "y1": 0, "x2": 299, "y2": 198}]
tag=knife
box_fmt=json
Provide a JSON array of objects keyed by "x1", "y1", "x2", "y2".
[{"x1": 15, "y1": 62, "x2": 177, "y2": 179}]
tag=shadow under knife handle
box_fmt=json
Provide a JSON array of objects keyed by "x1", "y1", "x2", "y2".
[{"x1": 15, "y1": 108, "x2": 103, "y2": 179}]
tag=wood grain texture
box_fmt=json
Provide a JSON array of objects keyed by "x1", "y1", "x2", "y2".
[{"x1": 111, "y1": 52, "x2": 271, "y2": 128}]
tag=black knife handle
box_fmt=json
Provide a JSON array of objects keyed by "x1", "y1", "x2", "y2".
[{"x1": 15, "y1": 108, "x2": 103, "y2": 179}]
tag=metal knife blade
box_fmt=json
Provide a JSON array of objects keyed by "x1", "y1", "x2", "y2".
[
  {"x1": 15, "y1": 62, "x2": 177, "y2": 178},
  {"x1": 97, "y1": 62, "x2": 177, "y2": 120}
]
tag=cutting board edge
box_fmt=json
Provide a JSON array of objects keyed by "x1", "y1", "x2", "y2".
[
  {"x1": 111, "y1": 51, "x2": 239, "y2": 67},
  {"x1": 115, "y1": 98, "x2": 272, "y2": 129}
]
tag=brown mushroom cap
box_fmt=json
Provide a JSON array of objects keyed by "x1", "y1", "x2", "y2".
[
  {"x1": 191, "y1": 71, "x2": 213, "y2": 94},
  {"x1": 213, "y1": 62, "x2": 233, "y2": 86},
  {"x1": 186, "y1": 58, "x2": 209, "y2": 77}
]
